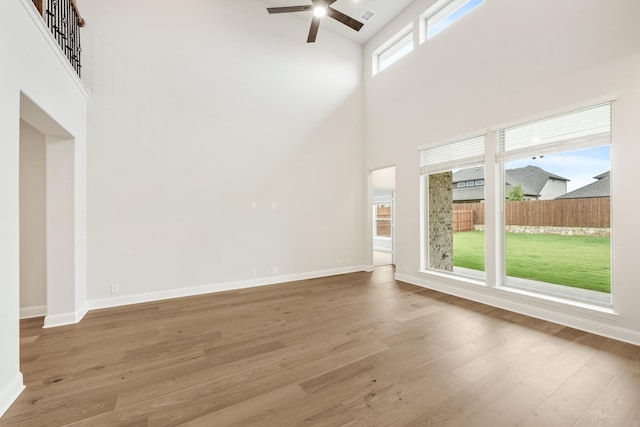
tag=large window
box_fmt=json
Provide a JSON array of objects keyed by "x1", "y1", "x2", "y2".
[
  {"x1": 498, "y1": 103, "x2": 612, "y2": 305},
  {"x1": 421, "y1": 133, "x2": 486, "y2": 279},
  {"x1": 372, "y1": 24, "x2": 414, "y2": 75}
]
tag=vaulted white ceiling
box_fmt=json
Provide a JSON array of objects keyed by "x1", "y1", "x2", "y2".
[{"x1": 258, "y1": 0, "x2": 416, "y2": 44}]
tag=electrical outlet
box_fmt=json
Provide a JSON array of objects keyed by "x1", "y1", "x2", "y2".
[
  {"x1": 251, "y1": 269, "x2": 257, "y2": 277},
  {"x1": 271, "y1": 202, "x2": 277, "y2": 210},
  {"x1": 111, "y1": 284, "x2": 119, "y2": 294},
  {"x1": 251, "y1": 202, "x2": 257, "y2": 210}
]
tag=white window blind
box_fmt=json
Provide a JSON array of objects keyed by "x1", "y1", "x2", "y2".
[
  {"x1": 499, "y1": 103, "x2": 611, "y2": 162},
  {"x1": 420, "y1": 134, "x2": 485, "y2": 175}
]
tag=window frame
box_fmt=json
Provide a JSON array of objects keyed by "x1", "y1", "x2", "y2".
[
  {"x1": 420, "y1": 0, "x2": 484, "y2": 43},
  {"x1": 419, "y1": 131, "x2": 487, "y2": 279},
  {"x1": 372, "y1": 23, "x2": 414, "y2": 76},
  {"x1": 373, "y1": 204, "x2": 393, "y2": 238},
  {"x1": 496, "y1": 102, "x2": 613, "y2": 306}
]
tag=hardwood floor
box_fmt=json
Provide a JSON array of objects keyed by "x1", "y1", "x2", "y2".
[{"x1": 3, "y1": 266, "x2": 640, "y2": 426}]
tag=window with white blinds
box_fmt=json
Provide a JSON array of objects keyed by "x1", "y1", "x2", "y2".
[
  {"x1": 420, "y1": 133, "x2": 485, "y2": 175},
  {"x1": 499, "y1": 103, "x2": 611, "y2": 162}
]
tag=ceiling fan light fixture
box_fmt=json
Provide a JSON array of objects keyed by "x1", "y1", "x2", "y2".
[
  {"x1": 313, "y1": 4, "x2": 327, "y2": 17},
  {"x1": 267, "y1": 0, "x2": 364, "y2": 43}
]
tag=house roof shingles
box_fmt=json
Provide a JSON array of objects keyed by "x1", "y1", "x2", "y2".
[
  {"x1": 504, "y1": 165, "x2": 569, "y2": 197},
  {"x1": 556, "y1": 171, "x2": 610, "y2": 199},
  {"x1": 452, "y1": 165, "x2": 570, "y2": 202}
]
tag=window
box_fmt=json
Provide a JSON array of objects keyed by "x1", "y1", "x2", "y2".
[
  {"x1": 373, "y1": 24, "x2": 414, "y2": 75},
  {"x1": 498, "y1": 103, "x2": 612, "y2": 305},
  {"x1": 475, "y1": 179, "x2": 484, "y2": 186},
  {"x1": 422, "y1": 0, "x2": 484, "y2": 41},
  {"x1": 420, "y1": 133, "x2": 485, "y2": 279},
  {"x1": 374, "y1": 204, "x2": 392, "y2": 237}
]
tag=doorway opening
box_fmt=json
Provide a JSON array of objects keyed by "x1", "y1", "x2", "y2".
[
  {"x1": 19, "y1": 93, "x2": 78, "y2": 328},
  {"x1": 371, "y1": 166, "x2": 396, "y2": 267},
  {"x1": 19, "y1": 120, "x2": 47, "y2": 320}
]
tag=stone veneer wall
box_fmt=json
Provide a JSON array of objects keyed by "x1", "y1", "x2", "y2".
[{"x1": 429, "y1": 172, "x2": 453, "y2": 271}]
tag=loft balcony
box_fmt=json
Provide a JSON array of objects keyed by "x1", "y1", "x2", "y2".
[{"x1": 31, "y1": 0, "x2": 84, "y2": 76}]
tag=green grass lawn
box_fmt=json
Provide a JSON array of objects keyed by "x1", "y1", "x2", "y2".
[{"x1": 453, "y1": 231, "x2": 611, "y2": 293}]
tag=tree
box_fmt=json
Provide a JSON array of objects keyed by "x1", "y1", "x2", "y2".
[{"x1": 507, "y1": 183, "x2": 524, "y2": 201}]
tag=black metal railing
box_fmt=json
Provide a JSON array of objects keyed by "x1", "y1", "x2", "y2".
[{"x1": 32, "y1": 0, "x2": 85, "y2": 76}]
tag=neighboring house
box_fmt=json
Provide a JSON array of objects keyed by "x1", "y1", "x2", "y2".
[
  {"x1": 453, "y1": 165, "x2": 569, "y2": 202},
  {"x1": 452, "y1": 167, "x2": 486, "y2": 203},
  {"x1": 506, "y1": 165, "x2": 569, "y2": 200},
  {"x1": 556, "y1": 171, "x2": 610, "y2": 199}
]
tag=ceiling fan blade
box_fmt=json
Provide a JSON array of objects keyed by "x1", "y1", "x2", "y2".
[
  {"x1": 327, "y1": 7, "x2": 364, "y2": 31},
  {"x1": 267, "y1": 5, "x2": 313, "y2": 14},
  {"x1": 307, "y1": 16, "x2": 321, "y2": 43}
]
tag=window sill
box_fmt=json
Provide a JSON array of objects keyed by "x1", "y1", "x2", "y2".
[
  {"x1": 495, "y1": 285, "x2": 618, "y2": 320},
  {"x1": 418, "y1": 268, "x2": 486, "y2": 288}
]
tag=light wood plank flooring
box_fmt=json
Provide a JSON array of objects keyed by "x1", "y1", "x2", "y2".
[{"x1": 2, "y1": 266, "x2": 640, "y2": 426}]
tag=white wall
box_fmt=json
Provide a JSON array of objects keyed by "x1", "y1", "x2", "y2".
[
  {"x1": 372, "y1": 166, "x2": 396, "y2": 190},
  {"x1": 19, "y1": 120, "x2": 47, "y2": 316},
  {"x1": 81, "y1": 0, "x2": 366, "y2": 303},
  {"x1": 1, "y1": 0, "x2": 88, "y2": 416},
  {"x1": 364, "y1": 0, "x2": 640, "y2": 343}
]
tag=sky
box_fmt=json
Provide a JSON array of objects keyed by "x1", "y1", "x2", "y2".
[{"x1": 505, "y1": 145, "x2": 611, "y2": 192}]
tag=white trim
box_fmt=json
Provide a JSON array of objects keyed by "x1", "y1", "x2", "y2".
[
  {"x1": 372, "y1": 23, "x2": 414, "y2": 76},
  {"x1": 19, "y1": 0, "x2": 90, "y2": 99},
  {"x1": 0, "y1": 372, "x2": 24, "y2": 418},
  {"x1": 420, "y1": 0, "x2": 484, "y2": 42},
  {"x1": 419, "y1": 0, "x2": 451, "y2": 44},
  {"x1": 43, "y1": 302, "x2": 88, "y2": 328},
  {"x1": 88, "y1": 266, "x2": 368, "y2": 311},
  {"x1": 19, "y1": 305, "x2": 46, "y2": 319},
  {"x1": 491, "y1": 94, "x2": 617, "y2": 132},
  {"x1": 76, "y1": 301, "x2": 89, "y2": 323},
  {"x1": 43, "y1": 312, "x2": 77, "y2": 328},
  {"x1": 395, "y1": 272, "x2": 640, "y2": 347}
]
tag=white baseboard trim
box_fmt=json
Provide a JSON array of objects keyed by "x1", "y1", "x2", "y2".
[
  {"x1": 88, "y1": 265, "x2": 368, "y2": 311},
  {"x1": 19, "y1": 305, "x2": 46, "y2": 319},
  {"x1": 395, "y1": 273, "x2": 640, "y2": 347},
  {"x1": 0, "y1": 372, "x2": 24, "y2": 418},
  {"x1": 76, "y1": 301, "x2": 89, "y2": 323},
  {"x1": 43, "y1": 301, "x2": 88, "y2": 328}
]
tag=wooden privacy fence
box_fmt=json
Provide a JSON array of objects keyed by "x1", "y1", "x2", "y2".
[
  {"x1": 453, "y1": 210, "x2": 474, "y2": 231},
  {"x1": 453, "y1": 197, "x2": 610, "y2": 228}
]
